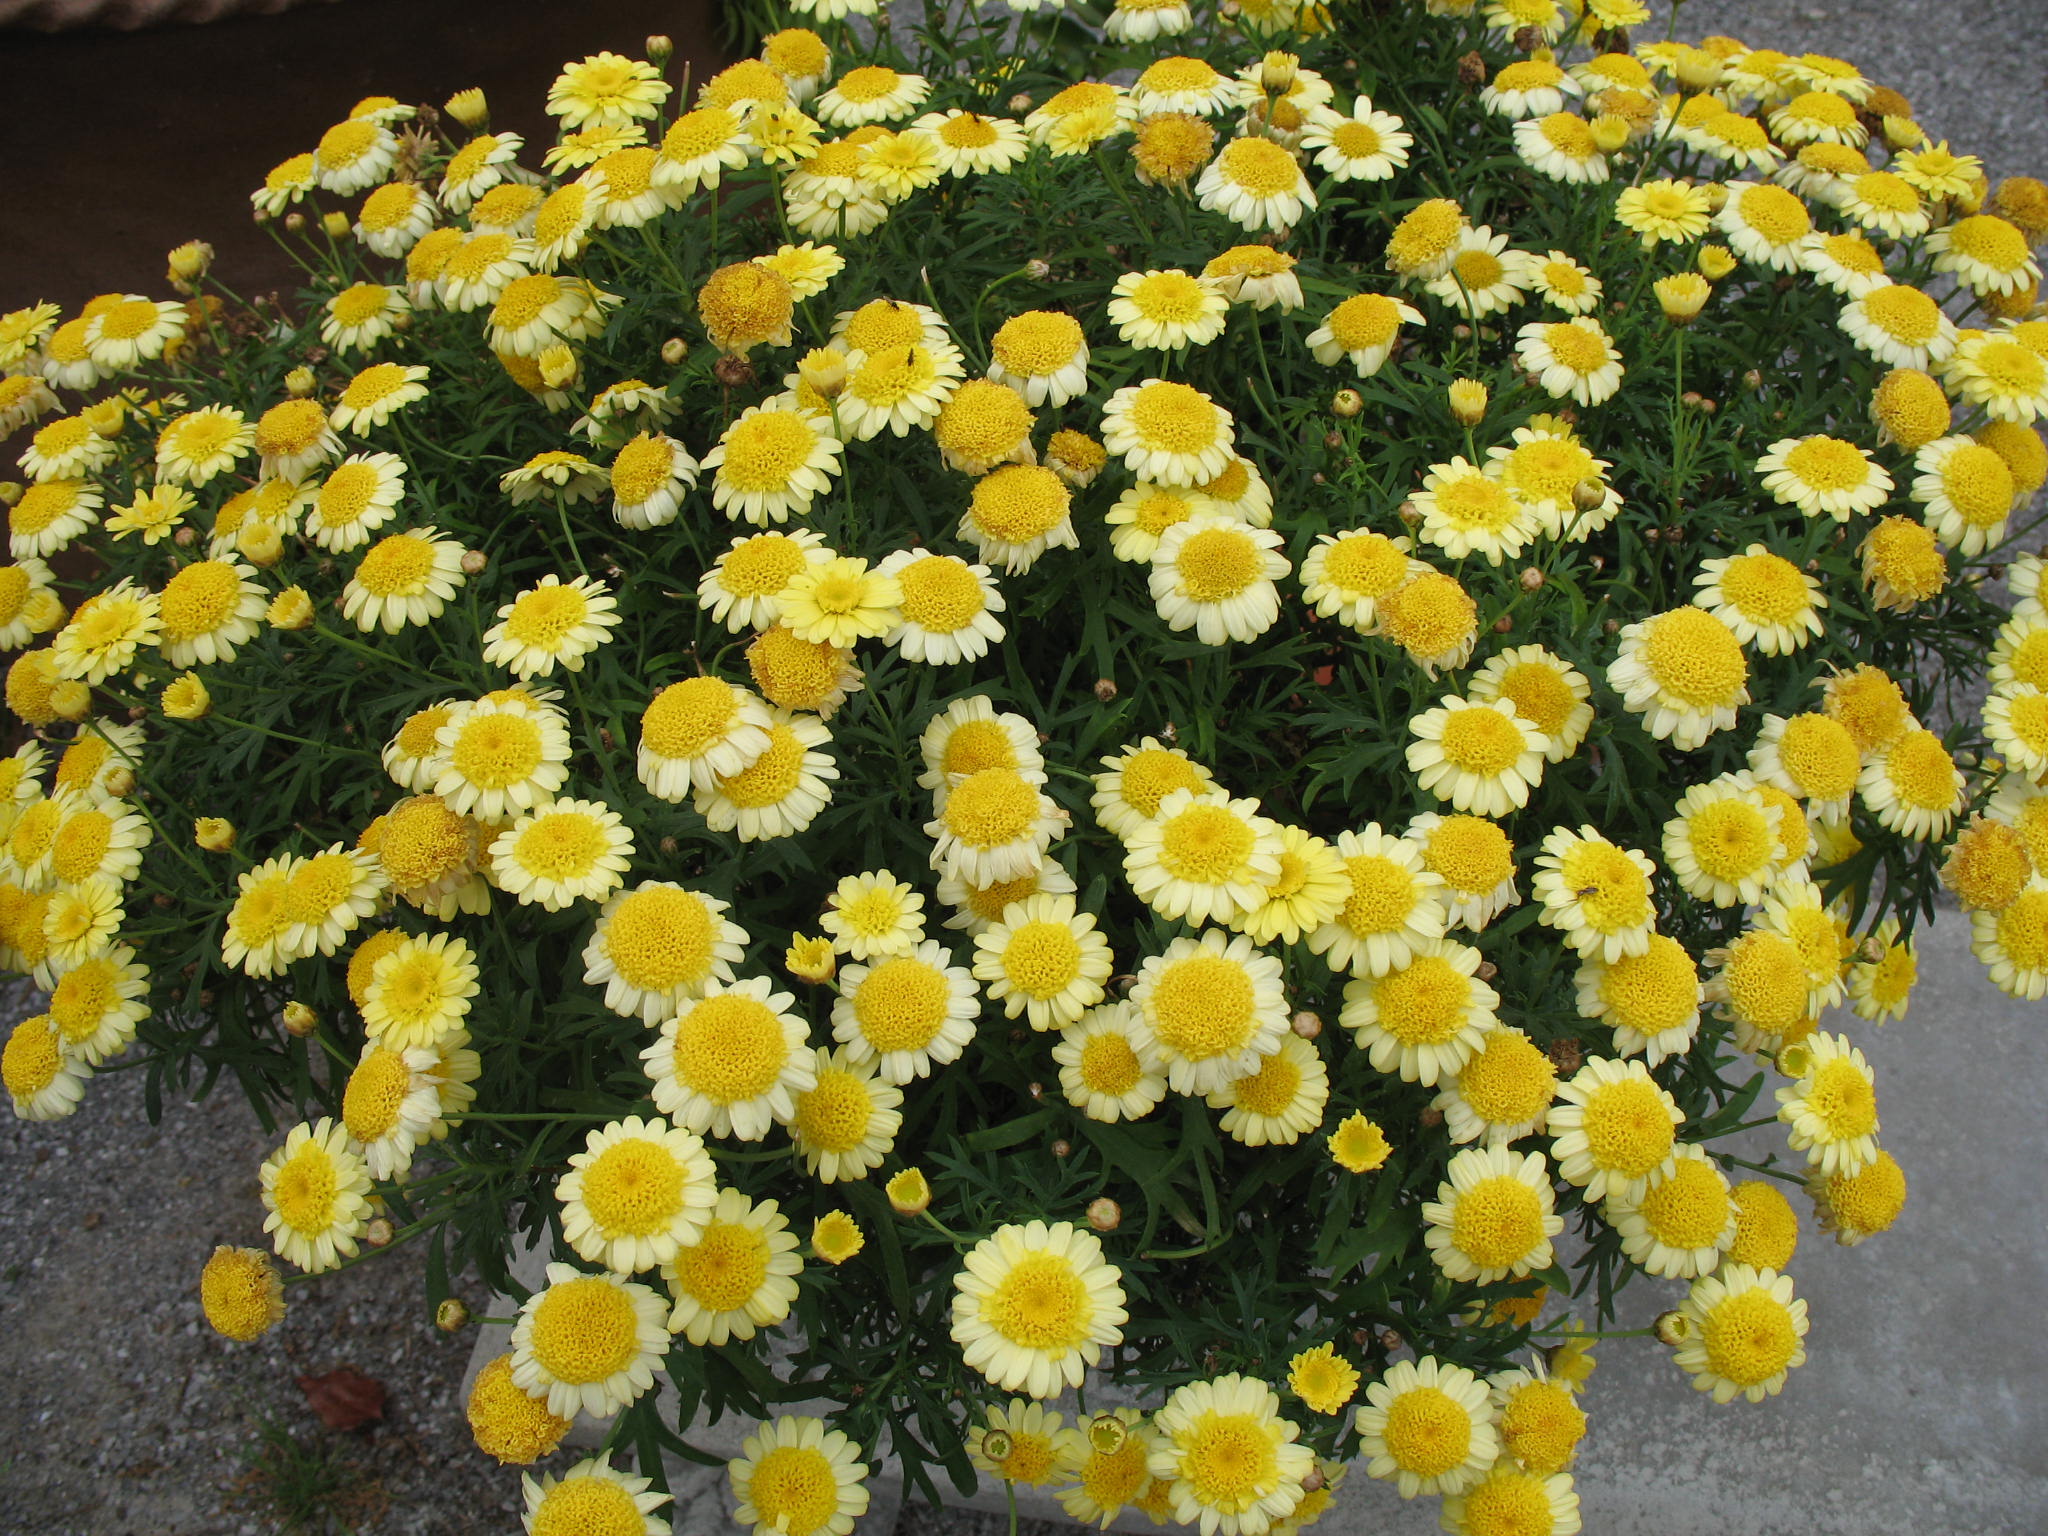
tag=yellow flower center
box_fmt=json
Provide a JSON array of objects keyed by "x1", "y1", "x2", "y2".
[
  {"x1": 535, "y1": 184, "x2": 594, "y2": 245},
  {"x1": 1381, "y1": 1387, "x2": 1472, "y2": 1477},
  {"x1": 471, "y1": 182, "x2": 543, "y2": 228},
  {"x1": 1112, "y1": 749, "x2": 1201, "y2": 818},
  {"x1": 795, "y1": 1068, "x2": 874, "y2": 1152},
  {"x1": 227, "y1": 875, "x2": 292, "y2": 950},
  {"x1": 1148, "y1": 953, "x2": 1255, "y2": 1061},
  {"x1": 529, "y1": 1479, "x2": 646, "y2": 1536},
  {"x1": 719, "y1": 535, "x2": 809, "y2": 598},
  {"x1": 1542, "y1": 322, "x2": 1610, "y2": 374},
  {"x1": 1938, "y1": 443, "x2": 2015, "y2": 527},
  {"x1": 985, "y1": 1251, "x2": 1092, "y2": 1349},
  {"x1": 1999, "y1": 888, "x2": 2048, "y2": 971},
  {"x1": 1453, "y1": 1175, "x2": 1546, "y2": 1268},
  {"x1": 748, "y1": 627, "x2": 848, "y2": 713},
  {"x1": 343, "y1": 1047, "x2": 412, "y2": 1142},
  {"x1": 741, "y1": 1449, "x2": 841, "y2": 1536},
  {"x1": 1439, "y1": 707, "x2": 1527, "y2": 776},
  {"x1": 1826, "y1": 1152, "x2": 1907, "y2": 1234},
  {"x1": 1079, "y1": 1032, "x2": 1144, "y2": 1096},
  {"x1": 329, "y1": 284, "x2": 394, "y2": 330},
  {"x1": 606, "y1": 887, "x2": 717, "y2": 991},
  {"x1": 992, "y1": 312, "x2": 1083, "y2": 377},
  {"x1": 1720, "y1": 931, "x2": 1809, "y2": 1031},
  {"x1": 50, "y1": 958, "x2": 117, "y2": 1043},
  {"x1": 941, "y1": 768, "x2": 1040, "y2": 849},
  {"x1": 890, "y1": 556, "x2": 981, "y2": 634},
  {"x1": 1389, "y1": 199, "x2": 1464, "y2": 271},
  {"x1": 999, "y1": 922, "x2": 1083, "y2": 999},
  {"x1": 1804, "y1": 1056, "x2": 1878, "y2": 1139},
  {"x1": 1421, "y1": 817, "x2": 1515, "y2": 896},
  {"x1": 1452, "y1": 249, "x2": 1507, "y2": 291},
  {"x1": 1499, "y1": 1382, "x2": 1585, "y2": 1476},
  {"x1": 1642, "y1": 606, "x2": 1746, "y2": 707},
  {"x1": 1885, "y1": 728, "x2": 1957, "y2": 809},
  {"x1": 449, "y1": 713, "x2": 544, "y2": 789},
  {"x1": 272, "y1": 1144, "x2": 339, "y2": 1234},
  {"x1": 1330, "y1": 120, "x2": 1385, "y2": 158},
  {"x1": 849, "y1": 346, "x2": 940, "y2": 409},
  {"x1": 355, "y1": 535, "x2": 438, "y2": 597},
  {"x1": 1462, "y1": 1469, "x2": 1558, "y2": 1536},
  {"x1": 1735, "y1": 183, "x2": 1811, "y2": 244},
  {"x1": 1319, "y1": 531, "x2": 1409, "y2": 595},
  {"x1": 2, "y1": 1018, "x2": 61, "y2": 1098},
  {"x1": 1639, "y1": 1156, "x2": 1731, "y2": 1248},
  {"x1": 49, "y1": 810, "x2": 112, "y2": 886},
  {"x1": 594, "y1": 146, "x2": 656, "y2": 201},
  {"x1": 580, "y1": 1138, "x2": 685, "y2": 1236},
  {"x1": 1340, "y1": 854, "x2": 1418, "y2": 937},
  {"x1": 1127, "y1": 381, "x2": 1221, "y2": 451},
  {"x1": 96, "y1": 299, "x2": 161, "y2": 342},
  {"x1": 529, "y1": 1277, "x2": 640, "y2": 1384},
  {"x1": 1496, "y1": 663, "x2": 1579, "y2": 740},
  {"x1": 1579, "y1": 1078, "x2": 1674, "y2": 1176},
  {"x1": 938, "y1": 113, "x2": 1001, "y2": 149},
  {"x1": 852, "y1": 954, "x2": 953, "y2": 1049},
  {"x1": 318, "y1": 462, "x2": 383, "y2": 528},
  {"x1": 612, "y1": 435, "x2": 676, "y2": 505},
  {"x1": 1717, "y1": 553, "x2": 1810, "y2": 624},
  {"x1": 1458, "y1": 1031, "x2": 1556, "y2": 1124},
  {"x1": 1231, "y1": 1047, "x2": 1302, "y2": 1117},
  {"x1": 1327, "y1": 294, "x2": 1403, "y2": 352},
  {"x1": 840, "y1": 301, "x2": 924, "y2": 355},
  {"x1": 675, "y1": 993, "x2": 789, "y2": 1102},
  {"x1": 1948, "y1": 214, "x2": 2029, "y2": 269},
  {"x1": 1598, "y1": 935, "x2": 1698, "y2": 1033},
  {"x1": 1218, "y1": 136, "x2": 1299, "y2": 196},
  {"x1": 1701, "y1": 1289, "x2": 1799, "y2": 1388},
  {"x1": 514, "y1": 811, "x2": 608, "y2": 882},
  {"x1": 285, "y1": 851, "x2": 362, "y2": 926},
  {"x1": 672, "y1": 1220, "x2": 770, "y2": 1311},
  {"x1": 970, "y1": 465, "x2": 1070, "y2": 544},
  {"x1": 490, "y1": 274, "x2": 560, "y2": 333},
  {"x1": 642, "y1": 677, "x2": 740, "y2": 760},
  {"x1": 1127, "y1": 272, "x2": 1211, "y2": 328},
  {"x1": 1158, "y1": 803, "x2": 1255, "y2": 882},
  {"x1": 1861, "y1": 285, "x2": 1940, "y2": 344},
  {"x1": 834, "y1": 64, "x2": 903, "y2": 103},
  {"x1": 1374, "y1": 954, "x2": 1471, "y2": 1044},
  {"x1": 1180, "y1": 1412, "x2": 1278, "y2": 1510},
  {"x1": 1686, "y1": 799, "x2": 1776, "y2": 882},
  {"x1": 1382, "y1": 573, "x2": 1477, "y2": 658},
  {"x1": 725, "y1": 411, "x2": 821, "y2": 492}
]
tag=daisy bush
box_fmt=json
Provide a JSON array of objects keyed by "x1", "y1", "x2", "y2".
[{"x1": 3, "y1": 0, "x2": 2046, "y2": 1529}]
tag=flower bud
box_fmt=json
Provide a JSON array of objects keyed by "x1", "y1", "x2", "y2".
[
  {"x1": 50, "y1": 681, "x2": 91, "y2": 720},
  {"x1": 1883, "y1": 114, "x2": 1925, "y2": 151},
  {"x1": 1589, "y1": 113, "x2": 1631, "y2": 153},
  {"x1": 1654, "y1": 1309, "x2": 1695, "y2": 1346},
  {"x1": 1093, "y1": 677, "x2": 1117, "y2": 702},
  {"x1": 980, "y1": 1430, "x2": 1013, "y2": 1462},
  {"x1": 1259, "y1": 51, "x2": 1299, "y2": 96},
  {"x1": 1447, "y1": 377, "x2": 1489, "y2": 426},
  {"x1": 267, "y1": 587, "x2": 315, "y2": 631},
  {"x1": 1026, "y1": 258, "x2": 1052, "y2": 280},
  {"x1": 283, "y1": 213, "x2": 306, "y2": 234},
  {"x1": 445, "y1": 88, "x2": 488, "y2": 129},
  {"x1": 1696, "y1": 244, "x2": 1737, "y2": 281},
  {"x1": 194, "y1": 817, "x2": 237, "y2": 853},
  {"x1": 364, "y1": 1216, "x2": 395, "y2": 1248},
  {"x1": 1008, "y1": 92, "x2": 1034, "y2": 114},
  {"x1": 1291, "y1": 1010, "x2": 1322, "y2": 1039},
  {"x1": 284, "y1": 366, "x2": 318, "y2": 398},
  {"x1": 538, "y1": 344, "x2": 579, "y2": 389},
  {"x1": 1700, "y1": 182, "x2": 1730, "y2": 212},
  {"x1": 645, "y1": 34, "x2": 673, "y2": 66},
  {"x1": 1655, "y1": 272, "x2": 1711, "y2": 325},
  {"x1": 321, "y1": 211, "x2": 351, "y2": 240},
  {"x1": 0, "y1": 483, "x2": 21, "y2": 508},
  {"x1": 1673, "y1": 47, "x2": 1723, "y2": 91},
  {"x1": 714, "y1": 355, "x2": 757, "y2": 390},
  {"x1": 1051, "y1": 1138, "x2": 1071, "y2": 1158},
  {"x1": 1519, "y1": 566, "x2": 1546, "y2": 591},
  {"x1": 796, "y1": 347, "x2": 847, "y2": 399},
  {"x1": 1087, "y1": 1413, "x2": 1128, "y2": 1455},
  {"x1": 1087, "y1": 1197, "x2": 1122, "y2": 1232},
  {"x1": 660, "y1": 336, "x2": 689, "y2": 366},
  {"x1": 885, "y1": 1167, "x2": 931, "y2": 1216},
  {"x1": 166, "y1": 240, "x2": 214, "y2": 292},
  {"x1": 435, "y1": 1297, "x2": 471, "y2": 1332},
  {"x1": 281, "y1": 1000, "x2": 319, "y2": 1036},
  {"x1": 785, "y1": 934, "x2": 837, "y2": 984},
  {"x1": 1317, "y1": 387, "x2": 1359, "y2": 420},
  {"x1": 239, "y1": 521, "x2": 285, "y2": 567},
  {"x1": 459, "y1": 548, "x2": 489, "y2": 576},
  {"x1": 104, "y1": 766, "x2": 136, "y2": 798}
]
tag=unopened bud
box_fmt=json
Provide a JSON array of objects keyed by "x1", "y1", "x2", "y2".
[
  {"x1": 1744, "y1": 368, "x2": 1764, "y2": 392},
  {"x1": 1457, "y1": 51, "x2": 1488, "y2": 88},
  {"x1": 1259, "y1": 51, "x2": 1299, "y2": 96},
  {"x1": 268, "y1": 587, "x2": 316, "y2": 631},
  {"x1": 1420, "y1": 1104, "x2": 1445, "y2": 1126},
  {"x1": 1051, "y1": 1138, "x2": 1071, "y2": 1158},
  {"x1": 1301, "y1": 1466, "x2": 1327, "y2": 1494},
  {"x1": 885, "y1": 1167, "x2": 932, "y2": 1216},
  {"x1": 1448, "y1": 377, "x2": 1488, "y2": 426},
  {"x1": 49, "y1": 681, "x2": 91, "y2": 720},
  {"x1": 1087, "y1": 1197, "x2": 1122, "y2": 1232},
  {"x1": 194, "y1": 817, "x2": 237, "y2": 852},
  {"x1": 284, "y1": 212, "x2": 306, "y2": 234},
  {"x1": 1654, "y1": 1309, "x2": 1695, "y2": 1346},
  {"x1": 1697, "y1": 244, "x2": 1737, "y2": 281},
  {"x1": 1087, "y1": 1412, "x2": 1128, "y2": 1455},
  {"x1": 1883, "y1": 114, "x2": 1925, "y2": 151},
  {"x1": 661, "y1": 336, "x2": 689, "y2": 366},
  {"x1": 436, "y1": 1297, "x2": 471, "y2": 1332},
  {"x1": 364, "y1": 1216, "x2": 395, "y2": 1248},
  {"x1": 1093, "y1": 677, "x2": 1117, "y2": 702},
  {"x1": 1331, "y1": 387, "x2": 1364, "y2": 418},
  {"x1": 1589, "y1": 113, "x2": 1631, "y2": 153},
  {"x1": 1008, "y1": 92, "x2": 1034, "y2": 114},
  {"x1": 981, "y1": 1430, "x2": 1013, "y2": 1461},
  {"x1": 645, "y1": 34, "x2": 673, "y2": 65},
  {"x1": 1673, "y1": 47, "x2": 1723, "y2": 91},
  {"x1": 239, "y1": 521, "x2": 285, "y2": 567},
  {"x1": 282, "y1": 1001, "x2": 319, "y2": 1036},
  {"x1": 167, "y1": 239, "x2": 214, "y2": 285},
  {"x1": 459, "y1": 548, "x2": 488, "y2": 576},
  {"x1": 1492, "y1": 614, "x2": 1513, "y2": 633},
  {"x1": 444, "y1": 88, "x2": 489, "y2": 130},
  {"x1": 1291, "y1": 1009, "x2": 1322, "y2": 1039},
  {"x1": 1397, "y1": 499, "x2": 1422, "y2": 527},
  {"x1": 1026, "y1": 258, "x2": 1052, "y2": 280},
  {"x1": 796, "y1": 347, "x2": 846, "y2": 399},
  {"x1": 321, "y1": 211, "x2": 351, "y2": 240},
  {"x1": 1519, "y1": 566, "x2": 1545, "y2": 591},
  {"x1": 1656, "y1": 273, "x2": 1711, "y2": 325},
  {"x1": 1377, "y1": 1326, "x2": 1404, "y2": 1352},
  {"x1": 284, "y1": 366, "x2": 317, "y2": 398},
  {"x1": 714, "y1": 355, "x2": 756, "y2": 390},
  {"x1": 1701, "y1": 182, "x2": 1730, "y2": 212},
  {"x1": 538, "y1": 344, "x2": 579, "y2": 389}
]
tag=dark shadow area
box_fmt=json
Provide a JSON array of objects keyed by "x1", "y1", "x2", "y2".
[{"x1": 0, "y1": 0, "x2": 727, "y2": 313}]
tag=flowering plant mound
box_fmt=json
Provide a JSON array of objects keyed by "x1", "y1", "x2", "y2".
[{"x1": 3, "y1": 0, "x2": 2046, "y2": 1529}]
